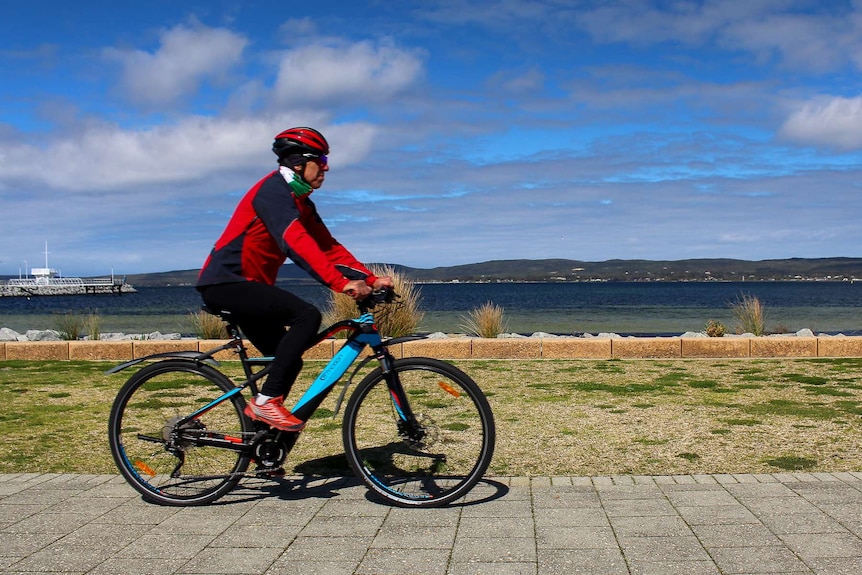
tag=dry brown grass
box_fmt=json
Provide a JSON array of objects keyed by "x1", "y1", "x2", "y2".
[
  {"x1": 322, "y1": 264, "x2": 424, "y2": 338},
  {"x1": 732, "y1": 292, "x2": 766, "y2": 335},
  {"x1": 460, "y1": 301, "x2": 507, "y2": 338},
  {"x1": 473, "y1": 358, "x2": 862, "y2": 476},
  {"x1": 189, "y1": 310, "x2": 229, "y2": 339}
]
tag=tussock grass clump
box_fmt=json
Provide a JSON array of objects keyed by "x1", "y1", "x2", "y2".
[
  {"x1": 460, "y1": 301, "x2": 507, "y2": 338},
  {"x1": 704, "y1": 319, "x2": 726, "y2": 337},
  {"x1": 732, "y1": 292, "x2": 766, "y2": 335},
  {"x1": 323, "y1": 292, "x2": 356, "y2": 338},
  {"x1": 56, "y1": 312, "x2": 104, "y2": 340},
  {"x1": 323, "y1": 265, "x2": 424, "y2": 338},
  {"x1": 189, "y1": 310, "x2": 229, "y2": 339},
  {"x1": 83, "y1": 312, "x2": 101, "y2": 341},
  {"x1": 55, "y1": 313, "x2": 82, "y2": 340}
]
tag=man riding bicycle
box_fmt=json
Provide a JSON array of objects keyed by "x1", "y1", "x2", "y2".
[{"x1": 197, "y1": 127, "x2": 393, "y2": 432}]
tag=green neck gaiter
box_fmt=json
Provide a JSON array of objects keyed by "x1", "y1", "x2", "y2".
[{"x1": 280, "y1": 166, "x2": 313, "y2": 198}]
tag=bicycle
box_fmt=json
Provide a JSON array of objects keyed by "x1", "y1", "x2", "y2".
[{"x1": 107, "y1": 288, "x2": 495, "y2": 508}]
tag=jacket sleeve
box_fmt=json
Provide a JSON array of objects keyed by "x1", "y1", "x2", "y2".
[{"x1": 301, "y1": 198, "x2": 379, "y2": 287}]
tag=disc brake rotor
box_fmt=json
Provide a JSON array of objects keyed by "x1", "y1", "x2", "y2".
[{"x1": 401, "y1": 414, "x2": 439, "y2": 450}]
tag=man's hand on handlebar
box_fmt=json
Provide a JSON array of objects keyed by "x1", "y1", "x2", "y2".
[
  {"x1": 372, "y1": 276, "x2": 394, "y2": 291},
  {"x1": 343, "y1": 276, "x2": 395, "y2": 305},
  {"x1": 343, "y1": 280, "x2": 372, "y2": 300}
]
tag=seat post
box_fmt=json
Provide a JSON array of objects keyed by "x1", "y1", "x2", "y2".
[{"x1": 201, "y1": 305, "x2": 248, "y2": 359}]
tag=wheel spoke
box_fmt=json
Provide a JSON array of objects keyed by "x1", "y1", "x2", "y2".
[
  {"x1": 344, "y1": 358, "x2": 495, "y2": 507},
  {"x1": 108, "y1": 361, "x2": 251, "y2": 506}
]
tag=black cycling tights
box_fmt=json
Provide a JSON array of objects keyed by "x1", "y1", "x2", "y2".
[{"x1": 199, "y1": 282, "x2": 322, "y2": 398}]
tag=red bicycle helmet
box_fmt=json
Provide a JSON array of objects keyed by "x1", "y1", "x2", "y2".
[{"x1": 272, "y1": 127, "x2": 329, "y2": 161}]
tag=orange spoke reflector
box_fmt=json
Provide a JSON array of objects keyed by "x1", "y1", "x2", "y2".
[
  {"x1": 134, "y1": 460, "x2": 157, "y2": 477},
  {"x1": 437, "y1": 381, "x2": 460, "y2": 397}
]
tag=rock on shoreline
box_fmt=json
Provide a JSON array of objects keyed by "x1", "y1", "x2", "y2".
[
  {"x1": 0, "y1": 328, "x2": 185, "y2": 342},
  {"x1": 0, "y1": 326, "x2": 841, "y2": 343}
]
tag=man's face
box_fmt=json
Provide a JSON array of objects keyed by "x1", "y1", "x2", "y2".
[{"x1": 301, "y1": 156, "x2": 328, "y2": 189}]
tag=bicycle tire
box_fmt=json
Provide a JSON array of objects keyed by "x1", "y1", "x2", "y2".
[
  {"x1": 342, "y1": 357, "x2": 495, "y2": 507},
  {"x1": 108, "y1": 359, "x2": 252, "y2": 506}
]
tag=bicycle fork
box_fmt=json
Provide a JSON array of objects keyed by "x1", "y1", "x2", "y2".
[{"x1": 374, "y1": 349, "x2": 429, "y2": 448}]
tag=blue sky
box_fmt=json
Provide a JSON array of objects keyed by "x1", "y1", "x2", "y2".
[{"x1": 1, "y1": 1, "x2": 861, "y2": 276}]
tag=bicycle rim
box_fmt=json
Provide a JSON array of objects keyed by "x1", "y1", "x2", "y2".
[
  {"x1": 108, "y1": 360, "x2": 251, "y2": 506},
  {"x1": 344, "y1": 358, "x2": 495, "y2": 507}
]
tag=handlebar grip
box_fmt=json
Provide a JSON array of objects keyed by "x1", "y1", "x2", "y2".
[{"x1": 357, "y1": 287, "x2": 399, "y2": 311}]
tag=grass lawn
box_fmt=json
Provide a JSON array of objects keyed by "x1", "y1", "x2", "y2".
[{"x1": 1, "y1": 358, "x2": 860, "y2": 476}]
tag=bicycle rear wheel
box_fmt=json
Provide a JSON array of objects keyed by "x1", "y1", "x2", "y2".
[
  {"x1": 343, "y1": 357, "x2": 495, "y2": 507},
  {"x1": 108, "y1": 360, "x2": 252, "y2": 506}
]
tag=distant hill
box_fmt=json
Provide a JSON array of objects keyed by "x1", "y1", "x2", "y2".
[
  {"x1": 121, "y1": 258, "x2": 862, "y2": 287},
  {"x1": 125, "y1": 265, "x2": 318, "y2": 287},
  {"x1": 402, "y1": 258, "x2": 862, "y2": 282}
]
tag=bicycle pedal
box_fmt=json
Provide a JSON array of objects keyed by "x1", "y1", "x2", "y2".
[{"x1": 254, "y1": 466, "x2": 286, "y2": 478}]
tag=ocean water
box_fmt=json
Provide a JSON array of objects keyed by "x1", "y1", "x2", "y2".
[{"x1": 0, "y1": 281, "x2": 860, "y2": 336}]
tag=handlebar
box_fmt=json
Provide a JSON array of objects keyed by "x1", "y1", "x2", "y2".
[{"x1": 357, "y1": 287, "x2": 398, "y2": 312}]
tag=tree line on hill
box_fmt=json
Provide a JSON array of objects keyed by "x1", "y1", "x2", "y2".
[{"x1": 122, "y1": 257, "x2": 862, "y2": 287}]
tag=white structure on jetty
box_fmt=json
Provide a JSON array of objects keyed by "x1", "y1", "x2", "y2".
[{"x1": 1, "y1": 243, "x2": 135, "y2": 297}]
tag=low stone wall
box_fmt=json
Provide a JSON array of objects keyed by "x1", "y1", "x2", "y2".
[{"x1": 2, "y1": 336, "x2": 862, "y2": 361}]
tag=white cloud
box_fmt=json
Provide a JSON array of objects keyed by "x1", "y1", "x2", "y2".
[
  {"x1": 323, "y1": 123, "x2": 379, "y2": 166},
  {"x1": 1, "y1": 116, "x2": 272, "y2": 190},
  {"x1": 490, "y1": 68, "x2": 545, "y2": 94},
  {"x1": 0, "y1": 114, "x2": 381, "y2": 191},
  {"x1": 719, "y1": 9, "x2": 859, "y2": 72},
  {"x1": 780, "y1": 96, "x2": 862, "y2": 150},
  {"x1": 274, "y1": 40, "x2": 424, "y2": 105},
  {"x1": 575, "y1": 1, "x2": 721, "y2": 45},
  {"x1": 104, "y1": 24, "x2": 248, "y2": 106},
  {"x1": 278, "y1": 17, "x2": 318, "y2": 39},
  {"x1": 576, "y1": 1, "x2": 862, "y2": 73}
]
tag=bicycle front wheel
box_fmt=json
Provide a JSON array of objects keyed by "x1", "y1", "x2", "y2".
[
  {"x1": 108, "y1": 360, "x2": 252, "y2": 506},
  {"x1": 343, "y1": 357, "x2": 495, "y2": 507}
]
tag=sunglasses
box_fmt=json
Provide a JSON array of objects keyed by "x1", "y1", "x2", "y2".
[{"x1": 302, "y1": 153, "x2": 328, "y2": 167}]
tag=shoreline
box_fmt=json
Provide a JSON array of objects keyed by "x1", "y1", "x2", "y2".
[
  {"x1": 3, "y1": 283, "x2": 862, "y2": 337},
  {"x1": 1, "y1": 325, "x2": 858, "y2": 343}
]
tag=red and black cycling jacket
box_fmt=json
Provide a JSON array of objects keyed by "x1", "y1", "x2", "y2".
[{"x1": 197, "y1": 170, "x2": 377, "y2": 292}]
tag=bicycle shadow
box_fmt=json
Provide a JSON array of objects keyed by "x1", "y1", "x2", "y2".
[
  {"x1": 215, "y1": 454, "x2": 356, "y2": 504},
  {"x1": 216, "y1": 452, "x2": 509, "y2": 507}
]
